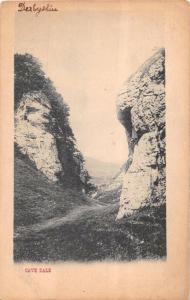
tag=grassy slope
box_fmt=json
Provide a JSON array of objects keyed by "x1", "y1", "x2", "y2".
[
  {"x1": 14, "y1": 202, "x2": 166, "y2": 262},
  {"x1": 14, "y1": 148, "x2": 166, "y2": 262},
  {"x1": 14, "y1": 151, "x2": 88, "y2": 228},
  {"x1": 14, "y1": 154, "x2": 166, "y2": 261}
]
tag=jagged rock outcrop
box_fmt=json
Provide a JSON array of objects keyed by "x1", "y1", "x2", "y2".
[
  {"x1": 15, "y1": 91, "x2": 89, "y2": 189},
  {"x1": 14, "y1": 54, "x2": 92, "y2": 192},
  {"x1": 116, "y1": 49, "x2": 165, "y2": 219},
  {"x1": 15, "y1": 91, "x2": 63, "y2": 182}
]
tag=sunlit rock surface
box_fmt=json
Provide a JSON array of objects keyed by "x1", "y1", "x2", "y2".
[
  {"x1": 116, "y1": 49, "x2": 166, "y2": 219},
  {"x1": 15, "y1": 91, "x2": 90, "y2": 189},
  {"x1": 15, "y1": 92, "x2": 62, "y2": 181}
]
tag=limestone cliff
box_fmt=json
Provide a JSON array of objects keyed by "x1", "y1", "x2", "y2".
[
  {"x1": 116, "y1": 49, "x2": 165, "y2": 219},
  {"x1": 14, "y1": 54, "x2": 92, "y2": 192},
  {"x1": 15, "y1": 92, "x2": 62, "y2": 182}
]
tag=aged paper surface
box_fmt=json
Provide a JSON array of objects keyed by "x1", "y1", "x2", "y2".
[{"x1": 0, "y1": 0, "x2": 189, "y2": 299}]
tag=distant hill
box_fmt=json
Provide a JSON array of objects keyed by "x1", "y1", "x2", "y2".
[{"x1": 85, "y1": 157, "x2": 121, "y2": 180}]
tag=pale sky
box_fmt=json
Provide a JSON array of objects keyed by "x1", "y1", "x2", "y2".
[{"x1": 15, "y1": 10, "x2": 164, "y2": 163}]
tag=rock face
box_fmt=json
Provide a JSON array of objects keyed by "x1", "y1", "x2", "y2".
[
  {"x1": 15, "y1": 92, "x2": 62, "y2": 182},
  {"x1": 116, "y1": 49, "x2": 165, "y2": 219},
  {"x1": 14, "y1": 53, "x2": 92, "y2": 192},
  {"x1": 15, "y1": 91, "x2": 90, "y2": 190}
]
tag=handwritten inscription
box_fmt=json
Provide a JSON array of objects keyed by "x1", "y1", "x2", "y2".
[{"x1": 18, "y1": 2, "x2": 58, "y2": 15}]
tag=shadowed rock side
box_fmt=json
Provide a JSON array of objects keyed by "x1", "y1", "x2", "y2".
[{"x1": 116, "y1": 48, "x2": 166, "y2": 219}]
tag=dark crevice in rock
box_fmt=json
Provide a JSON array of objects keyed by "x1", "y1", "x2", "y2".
[{"x1": 117, "y1": 107, "x2": 138, "y2": 173}]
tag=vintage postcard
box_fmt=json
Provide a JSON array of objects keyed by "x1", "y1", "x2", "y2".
[{"x1": 0, "y1": 0, "x2": 189, "y2": 299}]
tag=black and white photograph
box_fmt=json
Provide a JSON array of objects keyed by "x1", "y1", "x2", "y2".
[{"x1": 13, "y1": 9, "x2": 166, "y2": 262}]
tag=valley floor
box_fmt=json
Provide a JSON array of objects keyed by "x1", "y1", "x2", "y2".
[
  {"x1": 14, "y1": 154, "x2": 166, "y2": 262},
  {"x1": 14, "y1": 199, "x2": 166, "y2": 262}
]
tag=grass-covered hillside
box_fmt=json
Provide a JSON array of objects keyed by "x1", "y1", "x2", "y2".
[
  {"x1": 15, "y1": 199, "x2": 166, "y2": 262},
  {"x1": 14, "y1": 146, "x2": 89, "y2": 228}
]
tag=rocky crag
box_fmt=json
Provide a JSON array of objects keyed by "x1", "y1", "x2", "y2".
[
  {"x1": 14, "y1": 54, "x2": 92, "y2": 192},
  {"x1": 116, "y1": 49, "x2": 166, "y2": 219}
]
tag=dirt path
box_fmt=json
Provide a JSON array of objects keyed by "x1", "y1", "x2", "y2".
[{"x1": 14, "y1": 203, "x2": 109, "y2": 239}]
